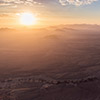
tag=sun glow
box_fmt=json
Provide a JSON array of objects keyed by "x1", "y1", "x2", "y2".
[{"x1": 20, "y1": 13, "x2": 36, "y2": 26}]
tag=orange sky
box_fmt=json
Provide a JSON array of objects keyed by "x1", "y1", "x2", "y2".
[{"x1": 0, "y1": 0, "x2": 100, "y2": 28}]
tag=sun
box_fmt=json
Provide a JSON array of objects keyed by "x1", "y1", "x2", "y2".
[{"x1": 20, "y1": 13, "x2": 36, "y2": 26}]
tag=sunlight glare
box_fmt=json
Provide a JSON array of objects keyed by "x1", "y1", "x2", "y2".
[{"x1": 20, "y1": 13, "x2": 36, "y2": 26}]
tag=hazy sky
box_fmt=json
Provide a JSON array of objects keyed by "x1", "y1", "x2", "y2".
[{"x1": 0, "y1": 0, "x2": 100, "y2": 28}]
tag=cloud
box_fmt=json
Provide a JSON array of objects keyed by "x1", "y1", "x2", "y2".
[
  {"x1": 0, "y1": 0, "x2": 98, "y2": 7},
  {"x1": 0, "y1": 0, "x2": 42, "y2": 7},
  {"x1": 59, "y1": 0, "x2": 98, "y2": 6},
  {"x1": 0, "y1": 13, "x2": 10, "y2": 17}
]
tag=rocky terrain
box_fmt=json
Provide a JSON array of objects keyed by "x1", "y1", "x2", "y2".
[{"x1": 0, "y1": 73, "x2": 100, "y2": 100}]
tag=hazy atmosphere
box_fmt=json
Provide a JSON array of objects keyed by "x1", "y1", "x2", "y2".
[
  {"x1": 0, "y1": 0, "x2": 100, "y2": 100},
  {"x1": 0, "y1": 0, "x2": 100, "y2": 27}
]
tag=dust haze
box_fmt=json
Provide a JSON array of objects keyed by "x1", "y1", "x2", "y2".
[{"x1": 0, "y1": 24, "x2": 100, "y2": 100}]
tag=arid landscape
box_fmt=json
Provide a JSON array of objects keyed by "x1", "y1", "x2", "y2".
[{"x1": 0, "y1": 25, "x2": 100, "y2": 100}]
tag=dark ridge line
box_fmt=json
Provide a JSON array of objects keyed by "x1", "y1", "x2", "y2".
[
  {"x1": 0, "y1": 75, "x2": 98, "y2": 89},
  {"x1": 40, "y1": 76, "x2": 98, "y2": 86}
]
